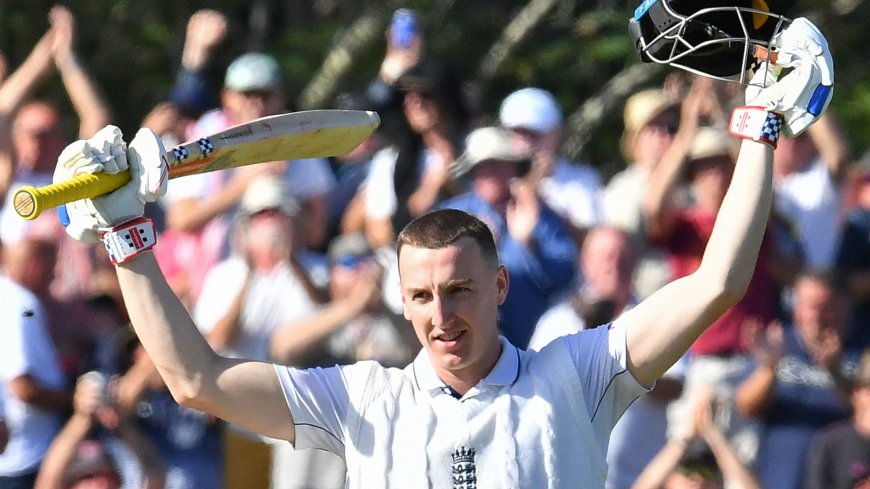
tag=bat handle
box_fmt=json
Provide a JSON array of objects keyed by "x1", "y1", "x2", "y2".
[{"x1": 13, "y1": 171, "x2": 131, "y2": 220}]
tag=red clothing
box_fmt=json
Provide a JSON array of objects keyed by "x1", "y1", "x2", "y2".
[{"x1": 659, "y1": 208, "x2": 777, "y2": 355}]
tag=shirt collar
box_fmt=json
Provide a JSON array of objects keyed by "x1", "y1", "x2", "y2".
[{"x1": 411, "y1": 336, "x2": 520, "y2": 395}]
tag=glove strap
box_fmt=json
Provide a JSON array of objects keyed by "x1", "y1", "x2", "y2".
[
  {"x1": 729, "y1": 107, "x2": 784, "y2": 149},
  {"x1": 101, "y1": 217, "x2": 157, "y2": 265}
]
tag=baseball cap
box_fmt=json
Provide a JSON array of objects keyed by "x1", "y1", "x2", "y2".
[
  {"x1": 240, "y1": 174, "x2": 299, "y2": 216},
  {"x1": 451, "y1": 126, "x2": 527, "y2": 178},
  {"x1": 687, "y1": 126, "x2": 732, "y2": 162},
  {"x1": 328, "y1": 233, "x2": 373, "y2": 268},
  {"x1": 224, "y1": 52, "x2": 283, "y2": 92},
  {"x1": 499, "y1": 87, "x2": 563, "y2": 133},
  {"x1": 65, "y1": 439, "x2": 117, "y2": 484}
]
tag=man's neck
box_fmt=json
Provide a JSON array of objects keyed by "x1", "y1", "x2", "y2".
[{"x1": 436, "y1": 343, "x2": 503, "y2": 396}]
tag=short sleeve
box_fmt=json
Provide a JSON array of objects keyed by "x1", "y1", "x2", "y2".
[
  {"x1": 561, "y1": 319, "x2": 649, "y2": 426},
  {"x1": 274, "y1": 364, "x2": 353, "y2": 456}
]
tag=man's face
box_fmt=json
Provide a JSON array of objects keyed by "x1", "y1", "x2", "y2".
[
  {"x1": 398, "y1": 238, "x2": 507, "y2": 380},
  {"x1": 794, "y1": 278, "x2": 846, "y2": 342},
  {"x1": 471, "y1": 160, "x2": 518, "y2": 208},
  {"x1": 581, "y1": 228, "x2": 634, "y2": 300},
  {"x1": 689, "y1": 155, "x2": 734, "y2": 206},
  {"x1": 13, "y1": 104, "x2": 65, "y2": 173},
  {"x1": 222, "y1": 88, "x2": 285, "y2": 123}
]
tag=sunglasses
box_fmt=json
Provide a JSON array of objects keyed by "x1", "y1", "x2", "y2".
[{"x1": 335, "y1": 254, "x2": 371, "y2": 269}]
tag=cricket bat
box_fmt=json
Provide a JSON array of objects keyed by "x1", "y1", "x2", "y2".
[{"x1": 13, "y1": 109, "x2": 380, "y2": 220}]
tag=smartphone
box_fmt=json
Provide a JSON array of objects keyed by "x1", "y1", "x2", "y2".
[{"x1": 390, "y1": 9, "x2": 418, "y2": 49}]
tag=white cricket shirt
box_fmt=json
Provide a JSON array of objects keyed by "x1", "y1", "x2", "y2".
[{"x1": 275, "y1": 317, "x2": 647, "y2": 488}]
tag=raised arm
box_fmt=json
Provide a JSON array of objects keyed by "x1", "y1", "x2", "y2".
[
  {"x1": 48, "y1": 6, "x2": 111, "y2": 138},
  {"x1": 642, "y1": 77, "x2": 706, "y2": 240},
  {"x1": 52, "y1": 127, "x2": 298, "y2": 444},
  {"x1": 625, "y1": 18, "x2": 834, "y2": 386}
]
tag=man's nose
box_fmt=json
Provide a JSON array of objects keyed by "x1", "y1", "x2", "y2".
[{"x1": 431, "y1": 295, "x2": 452, "y2": 328}]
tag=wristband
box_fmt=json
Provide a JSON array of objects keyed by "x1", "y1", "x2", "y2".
[
  {"x1": 728, "y1": 106, "x2": 784, "y2": 148},
  {"x1": 100, "y1": 217, "x2": 157, "y2": 265}
]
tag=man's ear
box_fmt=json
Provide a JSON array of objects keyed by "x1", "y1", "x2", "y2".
[{"x1": 496, "y1": 265, "x2": 509, "y2": 305}]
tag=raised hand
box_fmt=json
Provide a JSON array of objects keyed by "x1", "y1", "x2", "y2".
[
  {"x1": 746, "y1": 18, "x2": 833, "y2": 137},
  {"x1": 53, "y1": 125, "x2": 167, "y2": 250},
  {"x1": 182, "y1": 9, "x2": 228, "y2": 71},
  {"x1": 48, "y1": 5, "x2": 76, "y2": 69},
  {"x1": 742, "y1": 318, "x2": 785, "y2": 369},
  {"x1": 506, "y1": 179, "x2": 540, "y2": 247}
]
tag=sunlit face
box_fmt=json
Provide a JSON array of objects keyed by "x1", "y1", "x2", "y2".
[
  {"x1": 581, "y1": 228, "x2": 634, "y2": 300},
  {"x1": 794, "y1": 278, "x2": 846, "y2": 343},
  {"x1": 403, "y1": 92, "x2": 441, "y2": 134},
  {"x1": 689, "y1": 155, "x2": 734, "y2": 208},
  {"x1": 13, "y1": 103, "x2": 65, "y2": 172},
  {"x1": 632, "y1": 110, "x2": 679, "y2": 169},
  {"x1": 399, "y1": 238, "x2": 508, "y2": 381},
  {"x1": 471, "y1": 160, "x2": 518, "y2": 208},
  {"x1": 222, "y1": 88, "x2": 285, "y2": 123}
]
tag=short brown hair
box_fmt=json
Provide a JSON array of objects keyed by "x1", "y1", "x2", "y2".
[{"x1": 397, "y1": 209, "x2": 498, "y2": 269}]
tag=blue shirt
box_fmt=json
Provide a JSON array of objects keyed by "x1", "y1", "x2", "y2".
[
  {"x1": 753, "y1": 327, "x2": 854, "y2": 489},
  {"x1": 439, "y1": 191, "x2": 577, "y2": 349}
]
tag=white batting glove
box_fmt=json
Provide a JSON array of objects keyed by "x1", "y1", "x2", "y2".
[
  {"x1": 54, "y1": 126, "x2": 167, "y2": 245},
  {"x1": 744, "y1": 17, "x2": 834, "y2": 137}
]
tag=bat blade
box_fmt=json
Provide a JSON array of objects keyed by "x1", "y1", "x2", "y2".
[{"x1": 13, "y1": 109, "x2": 379, "y2": 220}]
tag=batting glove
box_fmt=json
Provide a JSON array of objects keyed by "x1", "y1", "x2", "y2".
[
  {"x1": 54, "y1": 126, "x2": 168, "y2": 246},
  {"x1": 744, "y1": 17, "x2": 834, "y2": 138}
]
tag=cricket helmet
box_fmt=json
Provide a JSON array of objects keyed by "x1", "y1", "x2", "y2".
[{"x1": 629, "y1": 0, "x2": 795, "y2": 82}]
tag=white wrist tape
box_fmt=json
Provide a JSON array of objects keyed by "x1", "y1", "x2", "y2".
[
  {"x1": 729, "y1": 106, "x2": 784, "y2": 148},
  {"x1": 101, "y1": 217, "x2": 157, "y2": 265}
]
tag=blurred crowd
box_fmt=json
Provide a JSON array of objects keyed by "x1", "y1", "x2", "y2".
[{"x1": 0, "y1": 6, "x2": 868, "y2": 489}]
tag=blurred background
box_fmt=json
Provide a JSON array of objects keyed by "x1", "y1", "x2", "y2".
[{"x1": 0, "y1": 0, "x2": 862, "y2": 181}]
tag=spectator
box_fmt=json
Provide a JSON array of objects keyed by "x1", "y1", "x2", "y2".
[
  {"x1": 499, "y1": 86, "x2": 604, "y2": 246},
  {"x1": 272, "y1": 232, "x2": 418, "y2": 367},
  {"x1": 439, "y1": 126, "x2": 576, "y2": 349},
  {"x1": 603, "y1": 87, "x2": 680, "y2": 299},
  {"x1": 773, "y1": 112, "x2": 852, "y2": 271},
  {"x1": 328, "y1": 91, "x2": 386, "y2": 243},
  {"x1": 529, "y1": 226, "x2": 637, "y2": 348},
  {"x1": 803, "y1": 349, "x2": 870, "y2": 489},
  {"x1": 633, "y1": 387, "x2": 763, "y2": 489},
  {"x1": 156, "y1": 51, "x2": 335, "y2": 306},
  {"x1": 735, "y1": 271, "x2": 855, "y2": 489},
  {"x1": 836, "y1": 157, "x2": 870, "y2": 351},
  {"x1": 110, "y1": 332, "x2": 222, "y2": 489},
  {"x1": 34, "y1": 371, "x2": 165, "y2": 489},
  {"x1": 528, "y1": 225, "x2": 685, "y2": 489},
  {"x1": 192, "y1": 174, "x2": 322, "y2": 489},
  {"x1": 167, "y1": 9, "x2": 227, "y2": 126},
  {"x1": 0, "y1": 238, "x2": 72, "y2": 487},
  {"x1": 363, "y1": 59, "x2": 469, "y2": 250},
  {"x1": 0, "y1": 6, "x2": 112, "y2": 300},
  {"x1": 141, "y1": 9, "x2": 228, "y2": 156}
]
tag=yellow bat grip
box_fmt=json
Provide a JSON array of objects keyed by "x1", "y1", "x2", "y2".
[{"x1": 13, "y1": 171, "x2": 131, "y2": 220}]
